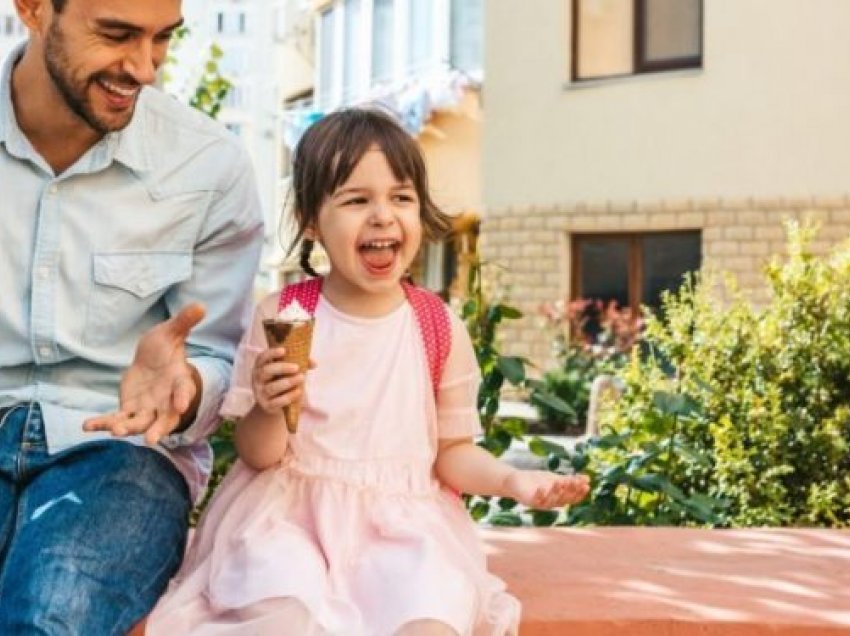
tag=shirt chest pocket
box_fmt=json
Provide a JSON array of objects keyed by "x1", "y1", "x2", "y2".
[{"x1": 84, "y1": 251, "x2": 193, "y2": 347}]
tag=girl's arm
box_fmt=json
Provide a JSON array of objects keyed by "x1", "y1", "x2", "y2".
[
  {"x1": 234, "y1": 347, "x2": 304, "y2": 471},
  {"x1": 435, "y1": 438, "x2": 589, "y2": 508},
  {"x1": 433, "y1": 314, "x2": 589, "y2": 508}
]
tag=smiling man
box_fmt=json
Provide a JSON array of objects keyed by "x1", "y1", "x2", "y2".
[{"x1": 0, "y1": 0, "x2": 263, "y2": 633}]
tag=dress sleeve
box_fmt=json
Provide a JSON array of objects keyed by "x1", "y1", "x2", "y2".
[
  {"x1": 435, "y1": 312, "x2": 483, "y2": 439},
  {"x1": 219, "y1": 292, "x2": 278, "y2": 420}
]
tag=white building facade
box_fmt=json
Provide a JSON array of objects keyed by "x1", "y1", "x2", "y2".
[
  {"x1": 0, "y1": 0, "x2": 26, "y2": 63},
  {"x1": 177, "y1": 0, "x2": 288, "y2": 292}
]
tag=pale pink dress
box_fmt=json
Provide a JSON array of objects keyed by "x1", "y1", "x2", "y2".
[{"x1": 147, "y1": 292, "x2": 520, "y2": 635}]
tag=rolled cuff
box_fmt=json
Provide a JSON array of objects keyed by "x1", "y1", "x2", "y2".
[
  {"x1": 220, "y1": 386, "x2": 255, "y2": 420},
  {"x1": 160, "y1": 356, "x2": 230, "y2": 449}
]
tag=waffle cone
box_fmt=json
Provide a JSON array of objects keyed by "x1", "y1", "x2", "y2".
[{"x1": 262, "y1": 318, "x2": 314, "y2": 433}]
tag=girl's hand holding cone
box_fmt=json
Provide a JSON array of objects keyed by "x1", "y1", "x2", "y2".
[{"x1": 251, "y1": 347, "x2": 312, "y2": 417}]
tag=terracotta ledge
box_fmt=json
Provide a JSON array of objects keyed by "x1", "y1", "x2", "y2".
[{"x1": 482, "y1": 527, "x2": 850, "y2": 636}]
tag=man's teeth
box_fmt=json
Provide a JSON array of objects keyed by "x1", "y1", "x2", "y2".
[{"x1": 100, "y1": 79, "x2": 138, "y2": 97}]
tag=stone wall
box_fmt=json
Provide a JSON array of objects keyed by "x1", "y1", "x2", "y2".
[{"x1": 479, "y1": 196, "x2": 850, "y2": 370}]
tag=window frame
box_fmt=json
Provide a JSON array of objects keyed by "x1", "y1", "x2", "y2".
[
  {"x1": 570, "y1": 230, "x2": 702, "y2": 315},
  {"x1": 571, "y1": 0, "x2": 703, "y2": 82}
]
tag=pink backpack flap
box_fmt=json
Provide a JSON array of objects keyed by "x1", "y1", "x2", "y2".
[{"x1": 278, "y1": 278, "x2": 451, "y2": 395}]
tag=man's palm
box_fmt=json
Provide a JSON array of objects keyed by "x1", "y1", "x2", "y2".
[{"x1": 84, "y1": 304, "x2": 205, "y2": 444}]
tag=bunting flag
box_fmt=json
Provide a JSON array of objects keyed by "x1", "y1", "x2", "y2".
[{"x1": 281, "y1": 69, "x2": 477, "y2": 149}]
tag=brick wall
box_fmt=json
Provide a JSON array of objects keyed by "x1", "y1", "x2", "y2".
[{"x1": 479, "y1": 196, "x2": 850, "y2": 371}]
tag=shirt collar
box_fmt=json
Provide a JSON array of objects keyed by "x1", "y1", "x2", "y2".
[
  {"x1": 109, "y1": 88, "x2": 152, "y2": 174},
  {"x1": 0, "y1": 41, "x2": 151, "y2": 175}
]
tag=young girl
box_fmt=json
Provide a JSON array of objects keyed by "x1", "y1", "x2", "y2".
[{"x1": 147, "y1": 108, "x2": 590, "y2": 635}]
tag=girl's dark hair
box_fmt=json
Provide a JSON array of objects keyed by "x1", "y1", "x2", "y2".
[
  {"x1": 287, "y1": 107, "x2": 452, "y2": 276},
  {"x1": 52, "y1": 0, "x2": 67, "y2": 11}
]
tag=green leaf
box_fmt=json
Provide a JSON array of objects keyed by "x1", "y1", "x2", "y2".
[
  {"x1": 652, "y1": 391, "x2": 699, "y2": 417},
  {"x1": 497, "y1": 497, "x2": 518, "y2": 511},
  {"x1": 658, "y1": 479, "x2": 687, "y2": 503},
  {"x1": 481, "y1": 428, "x2": 512, "y2": 457},
  {"x1": 600, "y1": 465, "x2": 627, "y2": 485},
  {"x1": 570, "y1": 452, "x2": 589, "y2": 472},
  {"x1": 498, "y1": 356, "x2": 526, "y2": 384},
  {"x1": 470, "y1": 501, "x2": 490, "y2": 522},
  {"x1": 531, "y1": 391, "x2": 576, "y2": 417},
  {"x1": 528, "y1": 437, "x2": 570, "y2": 459},
  {"x1": 499, "y1": 418, "x2": 528, "y2": 439},
  {"x1": 530, "y1": 509, "x2": 559, "y2": 526},
  {"x1": 496, "y1": 304, "x2": 523, "y2": 319},
  {"x1": 673, "y1": 442, "x2": 712, "y2": 468},
  {"x1": 629, "y1": 473, "x2": 666, "y2": 493},
  {"x1": 590, "y1": 432, "x2": 630, "y2": 450},
  {"x1": 489, "y1": 512, "x2": 523, "y2": 527}
]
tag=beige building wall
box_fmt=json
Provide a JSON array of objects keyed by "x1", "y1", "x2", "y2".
[
  {"x1": 419, "y1": 91, "x2": 483, "y2": 216},
  {"x1": 482, "y1": 0, "x2": 850, "y2": 368},
  {"x1": 279, "y1": 39, "x2": 314, "y2": 102}
]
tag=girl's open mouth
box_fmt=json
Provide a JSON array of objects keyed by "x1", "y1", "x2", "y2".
[{"x1": 358, "y1": 239, "x2": 400, "y2": 276}]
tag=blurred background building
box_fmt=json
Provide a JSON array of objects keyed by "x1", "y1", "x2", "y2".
[
  {"x1": 0, "y1": 0, "x2": 25, "y2": 62},
  {"x1": 482, "y1": 0, "x2": 850, "y2": 365},
  {"x1": 279, "y1": 0, "x2": 484, "y2": 295},
  {"x1": 4, "y1": 0, "x2": 850, "y2": 369}
]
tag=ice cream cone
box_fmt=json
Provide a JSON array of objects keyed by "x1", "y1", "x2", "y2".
[{"x1": 262, "y1": 318, "x2": 314, "y2": 433}]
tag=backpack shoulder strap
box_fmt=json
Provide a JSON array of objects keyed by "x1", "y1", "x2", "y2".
[
  {"x1": 402, "y1": 281, "x2": 452, "y2": 396},
  {"x1": 278, "y1": 277, "x2": 322, "y2": 314}
]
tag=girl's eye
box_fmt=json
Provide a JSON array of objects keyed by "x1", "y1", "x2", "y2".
[
  {"x1": 342, "y1": 197, "x2": 368, "y2": 206},
  {"x1": 394, "y1": 193, "x2": 416, "y2": 203}
]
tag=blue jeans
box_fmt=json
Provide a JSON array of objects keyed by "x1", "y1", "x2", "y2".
[{"x1": 0, "y1": 403, "x2": 191, "y2": 635}]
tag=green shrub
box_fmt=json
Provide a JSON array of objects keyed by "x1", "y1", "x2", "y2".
[
  {"x1": 595, "y1": 222, "x2": 850, "y2": 527},
  {"x1": 536, "y1": 300, "x2": 638, "y2": 432}
]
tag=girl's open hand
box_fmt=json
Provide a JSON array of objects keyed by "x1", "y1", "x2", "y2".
[
  {"x1": 252, "y1": 347, "x2": 309, "y2": 414},
  {"x1": 502, "y1": 470, "x2": 591, "y2": 509}
]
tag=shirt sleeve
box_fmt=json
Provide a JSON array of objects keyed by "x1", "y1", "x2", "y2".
[
  {"x1": 159, "y1": 146, "x2": 264, "y2": 448},
  {"x1": 219, "y1": 292, "x2": 279, "y2": 420},
  {"x1": 436, "y1": 311, "x2": 483, "y2": 439}
]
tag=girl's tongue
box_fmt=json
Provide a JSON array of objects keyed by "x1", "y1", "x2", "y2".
[{"x1": 360, "y1": 245, "x2": 396, "y2": 274}]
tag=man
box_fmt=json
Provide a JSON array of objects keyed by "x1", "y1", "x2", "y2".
[{"x1": 0, "y1": 0, "x2": 264, "y2": 632}]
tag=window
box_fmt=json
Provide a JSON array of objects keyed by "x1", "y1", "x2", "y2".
[
  {"x1": 572, "y1": 0, "x2": 702, "y2": 81},
  {"x1": 315, "y1": 0, "x2": 483, "y2": 108},
  {"x1": 571, "y1": 231, "x2": 701, "y2": 314},
  {"x1": 342, "y1": 0, "x2": 362, "y2": 100},
  {"x1": 216, "y1": 12, "x2": 225, "y2": 34},
  {"x1": 371, "y1": 0, "x2": 394, "y2": 83},
  {"x1": 318, "y1": 7, "x2": 340, "y2": 105},
  {"x1": 238, "y1": 12, "x2": 247, "y2": 34},
  {"x1": 420, "y1": 241, "x2": 458, "y2": 298},
  {"x1": 408, "y1": 0, "x2": 434, "y2": 73},
  {"x1": 450, "y1": 0, "x2": 483, "y2": 74}
]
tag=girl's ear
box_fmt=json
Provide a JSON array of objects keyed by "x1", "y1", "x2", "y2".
[{"x1": 303, "y1": 226, "x2": 318, "y2": 241}]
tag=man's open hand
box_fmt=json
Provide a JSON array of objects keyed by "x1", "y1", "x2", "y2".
[{"x1": 84, "y1": 303, "x2": 206, "y2": 445}]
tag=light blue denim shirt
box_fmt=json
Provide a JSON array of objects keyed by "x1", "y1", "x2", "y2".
[{"x1": 0, "y1": 45, "x2": 264, "y2": 501}]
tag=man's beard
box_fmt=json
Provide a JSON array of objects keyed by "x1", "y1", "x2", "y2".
[{"x1": 43, "y1": 20, "x2": 138, "y2": 135}]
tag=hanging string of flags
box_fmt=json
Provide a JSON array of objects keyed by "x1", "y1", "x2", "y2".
[{"x1": 281, "y1": 69, "x2": 479, "y2": 149}]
